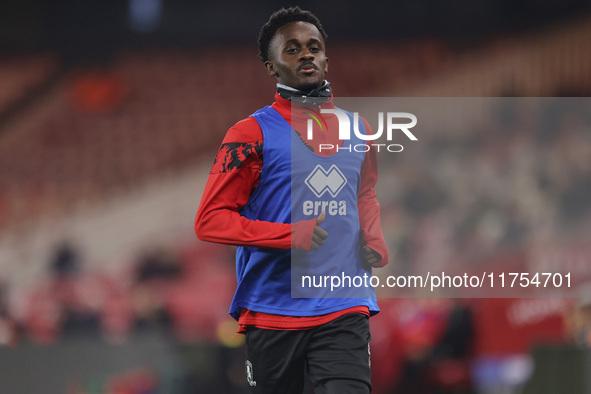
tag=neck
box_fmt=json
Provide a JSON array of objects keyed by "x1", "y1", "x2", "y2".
[{"x1": 276, "y1": 80, "x2": 332, "y2": 104}]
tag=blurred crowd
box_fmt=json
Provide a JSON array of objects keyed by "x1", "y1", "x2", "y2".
[
  {"x1": 0, "y1": 240, "x2": 237, "y2": 347},
  {"x1": 376, "y1": 96, "x2": 591, "y2": 281}
]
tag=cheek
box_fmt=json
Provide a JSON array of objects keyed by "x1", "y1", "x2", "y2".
[
  {"x1": 282, "y1": 65, "x2": 299, "y2": 80},
  {"x1": 276, "y1": 60, "x2": 294, "y2": 74}
]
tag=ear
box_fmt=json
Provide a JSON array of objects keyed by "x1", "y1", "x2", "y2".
[
  {"x1": 265, "y1": 61, "x2": 277, "y2": 77},
  {"x1": 325, "y1": 57, "x2": 329, "y2": 73}
]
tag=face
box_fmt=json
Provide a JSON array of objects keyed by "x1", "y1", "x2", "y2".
[{"x1": 265, "y1": 21, "x2": 328, "y2": 91}]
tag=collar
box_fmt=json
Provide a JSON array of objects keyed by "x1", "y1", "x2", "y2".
[
  {"x1": 276, "y1": 80, "x2": 333, "y2": 105},
  {"x1": 274, "y1": 91, "x2": 335, "y2": 113}
]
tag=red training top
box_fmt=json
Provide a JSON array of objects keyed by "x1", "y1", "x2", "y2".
[{"x1": 195, "y1": 91, "x2": 389, "y2": 332}]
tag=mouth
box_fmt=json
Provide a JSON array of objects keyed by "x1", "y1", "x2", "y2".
[{"x1": 298, "y1": 63, "x2": 318, "y2": 74}]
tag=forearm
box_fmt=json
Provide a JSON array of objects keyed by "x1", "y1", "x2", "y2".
[
  {"x1": 195, "y1": 172, "x2": 317, "y2": 250},
  {"x1": 358, "y1": 191, "x2": 389, "y2": 267},
  {"x1": 196, "y1": 206, "x2": 290, "y2": 248}
]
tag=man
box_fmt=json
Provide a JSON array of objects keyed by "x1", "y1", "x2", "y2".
[{"x1": 195, "y1": 7, "x2": 388, "y2": 393}]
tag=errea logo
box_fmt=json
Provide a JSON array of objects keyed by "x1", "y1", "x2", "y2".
[
  {"x1": 305, "y1": 164, "x2": 347, "y2": 198},
  {"x1": 303, "y1": 165, "x2": 347, "y2": 216}
]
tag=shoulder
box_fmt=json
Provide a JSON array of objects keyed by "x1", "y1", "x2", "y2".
[
  {"x1": 330, "y1": 107, "x2": 373, "y2": 135},
  {"x1": 210, "y1": 116, "x2": 264, "y2": 174},
  {"x1": 351, "y1": 113, "x2": 374, "y2": 136},
  {"x1": 222, "y1": 116, "x2": 263, "y2": 145}
]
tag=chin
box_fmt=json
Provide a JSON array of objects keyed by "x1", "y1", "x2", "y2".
[{"x1": 297, "y1": 80, "x2": 323, "y2": 91}]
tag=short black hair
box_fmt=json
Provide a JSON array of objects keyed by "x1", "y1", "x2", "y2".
[{"x1": 258, "y1": 7, "x2": 328, "y2": 63}]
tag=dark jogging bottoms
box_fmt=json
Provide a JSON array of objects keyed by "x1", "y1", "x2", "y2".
[{"x1": 244, "y1": 313, "x2": 372, "y2": 394}]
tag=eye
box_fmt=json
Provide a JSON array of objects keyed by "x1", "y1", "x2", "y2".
[
  {"x1": 309, "y1": 46, "x2": 320, "y2": 53},
  {"x1": 286, "y1": 47, "x2": 299, "y2": 54}
]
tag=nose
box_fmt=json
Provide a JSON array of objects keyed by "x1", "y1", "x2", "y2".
[{"x1": 299, "y1": 48, "x2": 314, "y2": 60}]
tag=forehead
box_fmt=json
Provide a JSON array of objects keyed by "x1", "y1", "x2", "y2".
[{"x1": 271, "y1": 21, "x2": 324, "y2": 47}]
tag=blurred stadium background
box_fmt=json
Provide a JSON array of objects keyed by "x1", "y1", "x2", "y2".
[{"x1": 1, "y1": 1, "x2": 591, "y2": 393}]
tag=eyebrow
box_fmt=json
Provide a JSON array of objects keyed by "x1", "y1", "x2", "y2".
[{"x1": 283, "y1": 38, "x2": 323, "y2": 46}]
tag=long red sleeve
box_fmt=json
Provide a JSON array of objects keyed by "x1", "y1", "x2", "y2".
[
  {"x1": 194, "y1": 116, "x2": 316, "y2": 250},
  {"x1": 357, "y1": 118, "x2": 390, "y2": 267}
]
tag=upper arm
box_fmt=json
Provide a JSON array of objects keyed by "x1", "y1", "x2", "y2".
[
  {"x1": 209, "y1": 117, "x2": 264, "y2": 175},
  {"x1": 358, "y1": 117, "x2": 378, "y2": 196}
]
